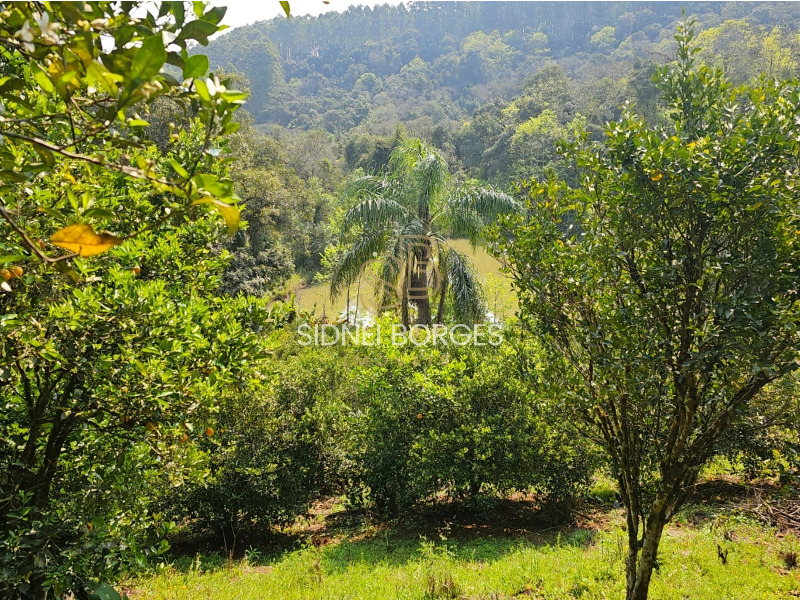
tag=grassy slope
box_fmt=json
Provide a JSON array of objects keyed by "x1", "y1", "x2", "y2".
[{"x1": 131, "y1": 485, "x2": 800, "y2": 600}]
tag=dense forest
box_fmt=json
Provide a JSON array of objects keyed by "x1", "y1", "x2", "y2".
[{"x1": 193, "y1": 1, "x2": 800, "y2": 296}]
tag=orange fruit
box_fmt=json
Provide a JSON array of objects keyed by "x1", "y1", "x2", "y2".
[
  {"x1": 205, "y1": 427, "x2": 214, "y2": 437},
  {"x1": 416, "y1": 413, "x2": 423, "y2": 420},
  {"x1": 12, "y1": 266, "x2": 22, "y2": 278},
  {"x1": 180, "y1": 433, "x2": 189, "y2": 443},
  {"x1": 0, "y1": 269, "x2": 10, "y2": 282},
  {"x1": 132, "y1": 266, "x2": 141, "y2": 275}
]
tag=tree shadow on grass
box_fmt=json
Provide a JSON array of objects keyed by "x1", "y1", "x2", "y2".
[
  {"x1": 317, "y1": 494, "x2": 599, "y2": 574},
  {"x1": 163, "y1": 494, "x2": 600, "y2": 575}
]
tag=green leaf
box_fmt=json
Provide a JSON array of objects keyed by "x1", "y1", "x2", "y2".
[
  {"x1": 130, "y1": 35, "x2": 167, "y2": 81},
  {"x1": 37, "y1": 206, "x2": 68, "y2": 222},
  {"x1": 32, "y1": 66, "x2": 54, "y2": 94},
  {"x1": 194, "y1": 78, "x2": 211, "y2": 102},
  {"x1": 221, "y1": 122, "x2": 240, "y2": 135},
  {"x1": 87, "y1": 582, "x2": 122, "y2": 600},
  {"x1": 203, "y1": 6, "x2": 227, "y2": 25},
  {"x1": 182, "y1": 55, "x2": 209, "y2": 79},
  {"x1": 32, "y1": 145, "x2": 55, "y2": 167},
  {"x1": 169, "y1": 158, "x2": 190, "y2": 178},
  {"x1": 0, "y1": 254, "x2": 26, "y2": 265},
  {"x1": 86, "y1": 62, "x2": 121, "y2": 95},
  {"x1": 83, "y1": 208, "x2": 116, "y2": 220},
  {"x1": 191, "y1": 198, "x2": 240, "y2": 235},
  {"x1": 280, "y1": 1, "x2": 291, "y2": 17},
  {"x1": 192, "y1": 174, "x2": 234, "y2": 197},
  {"x1": 0, "y1": 170, "x2": 27, "y2": 183},
  {"x1": 161, "y1": 1, "x2": 185, "y2": 25},
  {"x1": 220, "y1": 90, "x2": 248, "y2": 102},
  {"x1": 175, "y1": 19, "x2": 219, "y2": 46}
]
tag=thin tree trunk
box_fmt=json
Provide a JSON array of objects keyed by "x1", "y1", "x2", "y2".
[
  {"x1": 410, "y1": 242, "x2": 431, "y2": 325},
  {"x1": 401, "y1": 259, "x2": 410, "y2": 328},
  {"x1": 629, "y1": 514, "x2": 667, "y2": 600},
  {"x1": 436, "y1": 276, "x2": 448, "y2": 324},
  {"x1": 354, "y1": 272, "x2": 361, "y2": 325},
  {"x1": 624, "y1": 506, "x2": 640, "y2": 600}
]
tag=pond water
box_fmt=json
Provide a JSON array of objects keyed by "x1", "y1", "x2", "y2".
[{"x1": 292, "y1": 239, "x2": 517, "y2": 321}]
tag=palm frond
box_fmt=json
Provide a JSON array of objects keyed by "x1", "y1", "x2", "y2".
[
  {"x1": 389, "y1": 139, "x2": 449, "y2": 219},
  {"x1": 342, "y1": 195, "x2": 410, "y2": 232},
  {"x1": 414, "y1": 150, "x2": 449, "y2": 210},
  {"x1": 342, "y1": 174, "x2": 392, "y2": 199},
  {"x1": 374, "y1": 255, "x2": 403, "y2": 314},
  {"x1": 441, "y1": 183, "x2": 520, "y2": 242},
  {"x1": 440, "y1": 200, "x2": 486, "y2": 242},
  {"x1": 441, "y1": 244, "x2": 486, "y2": 325},
  {"x1": 330, "y1": 229, "x2": 387, "y2": 300}
]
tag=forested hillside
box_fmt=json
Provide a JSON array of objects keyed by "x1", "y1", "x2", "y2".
[
  {"x1": 196, "y1": 1, "x2": 800, "y2": 296},
  {"x1": 207, "y1": 2, "x2": 800, "y2": 136}
]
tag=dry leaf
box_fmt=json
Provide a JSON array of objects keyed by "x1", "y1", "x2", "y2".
[{"x1": 50, "y1": 223, "x2": 122, "y2": 257}]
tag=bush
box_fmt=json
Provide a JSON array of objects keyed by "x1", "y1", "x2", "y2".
[
  {"x1": 718, "y1": 377, "x2": 800, "y2": 481},
  {"x1": 0, "y1": 439, "x2": 177, "y2": 600},
  {"x1": 343, "y1": 323, "x2": 597, "y2": 516},
  {"x1": 168, "y1": 335, "x2": 353, "y2": 540},
  {"x1": 168, "y1": 322, "x2": 597, "y2": 532}
]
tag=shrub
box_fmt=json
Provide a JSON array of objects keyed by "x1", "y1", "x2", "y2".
[
  {"x1": 344, "y1": 323, "x2": 597, "y2": 516},
  {"x1": 169, "y1": 336, "x2": 354, "y2": 540},
  {"x1": 718, "y1": 377, "x2": 800, "y2": 481},
  {"x1": 169, "y1": 322, "x2": 597, "y2": 531}
]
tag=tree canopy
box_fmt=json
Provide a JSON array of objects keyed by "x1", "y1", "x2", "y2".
[
  {"x1": 0, "y1": 2, "x2": 245, "y2": 279},
  {"x1": 493, "y1": 22, "x2": 800, "y2": 600}
]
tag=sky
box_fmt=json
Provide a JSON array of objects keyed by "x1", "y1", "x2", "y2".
[{"x1": 211, "y1": 0, "x2": 408, "y2": 31}]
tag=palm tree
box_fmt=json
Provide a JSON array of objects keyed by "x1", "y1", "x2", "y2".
[{"x1": 330, "y1": 138, "x2": 519, "y2": 327}]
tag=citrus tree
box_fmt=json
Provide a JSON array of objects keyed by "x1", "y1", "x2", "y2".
[
  {"x1": 0, "y1": 3, "x2": 294, "y2": 598},
  {"x1": 493, "y1": 24, "x2": 800, "y2": 600},
  {"x1": 0, "y1": 1, "x2": 246, "y2": 280},
  {"x1": 0, "y1": 123, "x2": 280, "y2": 598}
]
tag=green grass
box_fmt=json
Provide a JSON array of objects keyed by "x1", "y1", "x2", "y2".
[
  {"x1": 292, "y1": 239, "x2": 516, "y2": 318},
  {"x1": 130, "y1": 503, "x2": 800, "y2": 600}
]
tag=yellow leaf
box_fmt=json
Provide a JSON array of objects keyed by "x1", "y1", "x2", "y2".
[
  {"x1": 191, "y1": 198, "x2": 240, "y2": 235},
  {"x1": 213, "y1": 201, "x2": 240, "y2": 235},
  {"x1": 50, "y1": 223, "x2": 122, "y2": 257},
  {"x1": 650, "y1": 172, "x2": 663, "y2": 181}
]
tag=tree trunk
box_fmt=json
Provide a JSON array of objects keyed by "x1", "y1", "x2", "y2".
[
  {"x1": 436, "y1": 276, "x2": 448, "y2": 324},
  {"x1": 624, "y1": 508, "x2": 640, "y2": 600},
  {"x1": 628, "y1": 513, "x2": 667, "y2": 600},
  {"x1": 409, "y1": 242, "x2": 431, "y2": 325},
  {"x1": 621, "y1": 484, "x2": 677, "y2": 600},
  {"x1": 469, "y1": 478, "x2": 481, "y2": 497},
  {"x1": 401, "y1": 263, "x2": 410, "y2": 328}
]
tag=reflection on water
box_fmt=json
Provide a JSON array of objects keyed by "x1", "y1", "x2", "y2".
[{"x1": 292, "y1": 240, "x2": 517, "y2": 321}]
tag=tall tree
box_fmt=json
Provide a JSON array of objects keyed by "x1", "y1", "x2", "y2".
[
  {"x1": 331, "y1": 138, "x2": 517, "y2": 326},
  {"x1": 494, "y1": 24, "x2": 800, "y2": 600}
]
